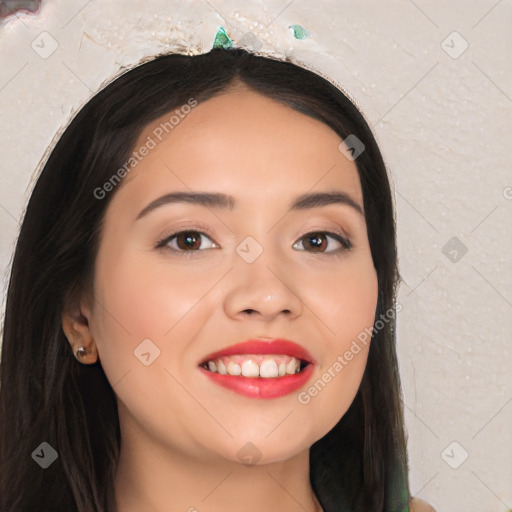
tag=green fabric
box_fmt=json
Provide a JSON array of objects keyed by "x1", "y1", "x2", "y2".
[
  {"x1": 289, "y1": 24, "x2": 310, "y2": 39},
  {"x1": 385, "y1": 462, "x2": 410, "y2": 512},
  {"x1": 310, "y1": 435, "x2": 410, "y2": 512},
  {"x1": 212, "y1": 26, "x2": 233, "y2": 49}
]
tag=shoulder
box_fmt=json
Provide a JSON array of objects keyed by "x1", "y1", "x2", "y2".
[{"x1": 410, "y1": 497, "x2": 437, "y2": 512}]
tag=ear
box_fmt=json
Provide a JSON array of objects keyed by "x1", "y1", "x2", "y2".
[{"x1": 61, "y1": 295, "x2": 98, "y2": 365}]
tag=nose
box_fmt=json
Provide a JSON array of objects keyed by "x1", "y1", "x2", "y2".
[{"x1": 223, "y1": 254, "x2": 304, "y2": 323}]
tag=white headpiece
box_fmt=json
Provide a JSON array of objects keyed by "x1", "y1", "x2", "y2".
[{"x1": 74, "y1": 6, "x2": 363, "y2": 113}]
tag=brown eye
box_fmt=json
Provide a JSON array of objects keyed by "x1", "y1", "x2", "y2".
[
  {"x1": 303, "y1": 233, "x2": 328, "y2": 252},
  {"x1": 157, "y1": 230, "x2": 218, "y2": 253},
  {"x1": 175, "y1": 232, "x2": 202, "y2": 250},
  {"x1": 293, "y1": 231, "x2": 351, "y2": 253}
]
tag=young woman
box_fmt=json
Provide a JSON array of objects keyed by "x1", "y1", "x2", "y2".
[{"x1": 0, "y1": 47, "x2": 435, "y2": 512}]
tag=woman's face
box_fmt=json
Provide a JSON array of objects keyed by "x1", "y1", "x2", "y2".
[{"x1": 81, "y1": 85, "x2": 378, "y2": 464}]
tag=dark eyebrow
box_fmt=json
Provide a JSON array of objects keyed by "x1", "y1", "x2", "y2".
[
  {"x1": 291, "y1": 191, "x2": 363, "y2": 215},
  {"x1": 135, "y1": 190, "x2": 364, "y2": 220}
]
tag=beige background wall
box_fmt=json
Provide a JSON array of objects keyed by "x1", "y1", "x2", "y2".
[{"x1": 1, "y1": 1, "x2": 511, "y2": 510}]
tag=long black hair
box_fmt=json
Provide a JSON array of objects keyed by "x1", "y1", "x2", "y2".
[{"x1": 0, "y1": 47, "x2": 409, "y2": 512}]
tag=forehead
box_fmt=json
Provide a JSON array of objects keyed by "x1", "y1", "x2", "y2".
[{"x1": 118, "y1": 86, "x2": 363, "y2": 206}]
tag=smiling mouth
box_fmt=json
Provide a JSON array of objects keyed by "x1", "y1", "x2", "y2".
[{"x1": 200, "y1": 354, "x2": 310, "y2": 378}]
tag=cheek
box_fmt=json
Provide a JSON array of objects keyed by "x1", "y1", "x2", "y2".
[
  {"x1": 91, "y1": 248, "x2": 212, "y2": 342},
  {"x1": 86, "y1": 247, "x2": 214, "y2": 449},
  {"x1": 88, "y1": 243, "x2": 224, "y2": 389},
  {"x1": 336, "y1": 264, "x2": 378, "y2": 345},
  {"x1": 308, "y1": 254, "x2": 379, "y2": 351},
  {"x1": 297, "y1": 256, "x2": 378, "y2": 431}
]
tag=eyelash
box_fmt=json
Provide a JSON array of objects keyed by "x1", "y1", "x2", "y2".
[{"x1": 154, "y1": 224, "x2": 352, "y2": 257}]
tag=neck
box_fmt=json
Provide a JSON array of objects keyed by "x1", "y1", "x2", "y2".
[{"x1": 113, "y1": 412, "x2": 323, "y2": 512}]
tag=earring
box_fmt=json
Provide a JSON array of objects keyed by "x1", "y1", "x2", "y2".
[{"x1": 75, "y1": 346, "x2": 89, "y2": 359}]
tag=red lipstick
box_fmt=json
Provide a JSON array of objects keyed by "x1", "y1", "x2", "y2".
[{"x1": 198, "y1": 338, "x2": 316, "y2": 399}]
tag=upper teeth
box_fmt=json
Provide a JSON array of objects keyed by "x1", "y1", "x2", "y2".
[{"x1": 205, "y1": 354, "x2": 303, "y2": 378}]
